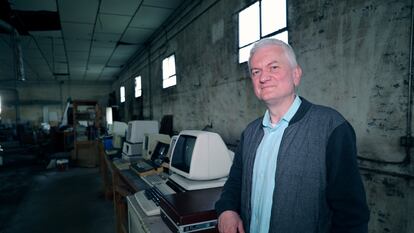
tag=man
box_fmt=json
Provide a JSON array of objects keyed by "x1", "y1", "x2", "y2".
[{"x1": 215, "y1": 38, "x2": 370, "y2": 233}]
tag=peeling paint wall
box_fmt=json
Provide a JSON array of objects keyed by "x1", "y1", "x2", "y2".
[
  {"x1": 288, "y1": 1, "x2": 414, "y2": 230},
  {"x1": 116, "y1": 0, "x2": 413, "y2": 232},
  {"x1": 290, "y1": 0, "x2": 411, "y2": 163},
  {"x1": 361, "y1": 168, "x2": 413, "y2": 232}
]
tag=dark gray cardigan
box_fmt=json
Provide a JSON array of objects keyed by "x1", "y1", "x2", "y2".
[{"x1": 215, "y1": 97, "x2": 369, "y2": 233}]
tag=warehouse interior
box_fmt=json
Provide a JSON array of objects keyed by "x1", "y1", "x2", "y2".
[{"x1": 0, "y1": 0, "x2": 413, "y2": 233}]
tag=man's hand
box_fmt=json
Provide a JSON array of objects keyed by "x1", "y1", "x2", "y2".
[{"x1": 218, "y1": 210, "x2": 245, "y2": 233}]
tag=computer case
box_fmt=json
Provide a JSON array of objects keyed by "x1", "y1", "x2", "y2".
[{"x1": 159, "y1": 187, "x2": 221, "y2": 233}]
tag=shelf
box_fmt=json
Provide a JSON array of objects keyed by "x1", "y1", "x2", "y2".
[{"x1": 72, "y1": 100, "x2": 101, "y2": 167}]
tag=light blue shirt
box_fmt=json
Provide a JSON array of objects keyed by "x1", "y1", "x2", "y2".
[{"x1": 250, "y1": 96, "x2": 301, "y2": 233}]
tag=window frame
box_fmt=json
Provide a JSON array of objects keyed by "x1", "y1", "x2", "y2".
[
  {"x1": 120, "y1": 86, "x2": 125, "y2": 103},
  {"x1": 162, "y1": 53, "x2": 177, "y2": 89},
  {"x1": 238, "y1": 0, "x2": 288, "y2": 63},
  {"x1": 134, "y1": 75, "x2": 142, "y2": 98}
]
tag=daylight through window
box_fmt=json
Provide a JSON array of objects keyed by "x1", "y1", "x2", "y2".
[
  {"x1": 162, "y1": 54, "x2": 177, "y2": 89},
  {"x1": 238, "y1": 0, "x2": 288, "y2": 63},
  {"x1": 135, "y1": 76, "x2": 142, "y2": 98},
  {"x1": 120, "y1": 86, "x2": 125, "y2": 103}
]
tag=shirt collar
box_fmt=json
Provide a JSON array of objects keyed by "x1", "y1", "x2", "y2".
[{"x1": 262, "y1": 95, "x2": 302, "y2": 128}]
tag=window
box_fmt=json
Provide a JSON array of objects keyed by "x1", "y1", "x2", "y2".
[
  {"x1": 105, "y1": 107, "x2": 113, "y2": 125},
  {"x1": 238, "y1": 0, "x2": 288, "y2": 63},
  {"x1": 135, "y1": 76, "x2": 142, "y2": 98},
  {"x1": 120, "y1": 86, "x2": 125, "y2": 103},
  {"x1": 162, "y1": 54, "x2": 177, "y2": 88}
]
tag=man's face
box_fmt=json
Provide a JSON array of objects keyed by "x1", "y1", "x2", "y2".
[{"x1": 250, "y1": 45, "x2": 301, "y2": 106}]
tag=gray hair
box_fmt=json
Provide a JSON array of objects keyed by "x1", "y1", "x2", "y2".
[{"x1": 248, "y1": 38, "x2": 298, "y2": 69}]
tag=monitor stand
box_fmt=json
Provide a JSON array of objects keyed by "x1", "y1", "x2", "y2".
[{"x1": 169, "y1": 173, "x2": 227, "y2": 191}]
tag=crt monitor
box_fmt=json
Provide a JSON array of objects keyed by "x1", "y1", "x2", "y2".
[
  {"x1": 166, "y1": 135, "x2": 179, "y2": 159},
  {"x1": 109, "y1": 121, "x2": 127, "y2": 136},
  {"x1": 150, "y1": 141, "x2": 170, "y2": 166},
  {"x1": 169, "y1": 130, "x2": 234, "y2": 190},
  {"x1": 110, "y1": 121, "x2": 128, "y2": 149},
  {"x1": 126, "y1": 120, "x2": 158, "y2": 144},
  {"x1": 142, "y1": 133, "x2": 171, "y2": 160}
]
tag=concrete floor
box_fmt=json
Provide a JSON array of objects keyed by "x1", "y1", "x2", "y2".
[{"x1": 0, "y1": 152, "x2": 115, "y2": 233}]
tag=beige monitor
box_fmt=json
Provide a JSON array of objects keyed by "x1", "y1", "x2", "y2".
[
  {"x1": 142, "y1": 133, "x2": 171, "y2": 160},
  {"x1": 166, "y1": 135, "x2": 179, "y2": 159},
  {"x1": 168, "y1": 130, "x2": 234, "y2": 191}
]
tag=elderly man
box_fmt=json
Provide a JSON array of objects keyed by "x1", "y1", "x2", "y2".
[{"x1": 215, "y1": 38, "x2": 369, "y2": 233}]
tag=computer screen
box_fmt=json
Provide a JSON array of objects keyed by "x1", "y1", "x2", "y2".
[
  {"x1": 150, "y1": 141, "x2": 170, "y2": 166},
  {"x1": 126, "y1": 120, "x2": 159, "y2": 144},
  {"x1": 142, "y1": 133, "x2": 171, "y2": 160},
  {"x1": 170, "y1": 135, "x2": 196, "y2": 173},
  {"x1": 169, "y1": 130, "x2": 234, "y2": 190}
]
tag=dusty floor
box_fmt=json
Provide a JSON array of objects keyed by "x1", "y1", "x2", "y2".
[{"x1": 0, "y1": 148, "x2": 115, "y2": 233}]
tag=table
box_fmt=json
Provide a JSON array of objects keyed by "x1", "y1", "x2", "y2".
[
  {"x1": 99, "y1": 146, "x2": 170, "y2": 233},
  {"x1": 98, "y1": 142, "x2": 113, "y2": 200},
  {"x1": 99, "y1": 143, "x2": 219, "y2": 233}
]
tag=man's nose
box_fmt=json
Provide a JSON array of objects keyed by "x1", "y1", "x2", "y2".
[{"x1": 259, "y1": 71, "x2": 271, "y2": 83}]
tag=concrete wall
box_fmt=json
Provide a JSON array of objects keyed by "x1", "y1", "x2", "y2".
[
  {"x1": 115, "y1": 0, "x2": 261, "y2": 142},
  {"x1": 291, "y1": 0, "x2": 410, "y2": 163},
  {"x1": 288, "y1": 1, "x2": 414, "y2": 230},
  {"x1": 0, "y1": 81, "x2": 111, "y2": 126},
  {"x1": 115, "y1": 0, "x2": 413, "y2": 232}
]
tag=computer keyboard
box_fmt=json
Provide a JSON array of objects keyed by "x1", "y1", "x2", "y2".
[
  {"x1": 131, "y1": 160, "x2": 154, "y2": 173},
  {"x1": 154, "y1": 182, "x2": 176, "y2": 195},
  {"x1": 138, "y1": 160, "x2": 154, "y2": 170},
  {"x1": 141, "y1": 173, "x2": 167, "y2": 187},
  {"x1": 135, "y1": 183, "x2": 176, "y2": 216}
]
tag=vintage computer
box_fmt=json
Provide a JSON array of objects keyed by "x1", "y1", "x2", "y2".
[
  {"x1": 122, "y1": 120, "x2": 158, "y2": 161},
  {"x1": 168, "y1": 130, "x2": 234, "y2": 191},
  {"x1": 156, "y1": 130, "x2": 234, "y2": 232},
  {"x1": 109, "y1": 121, "x2": 128, "y2": 149},
  {"x1": 131, "y1": 140, "x2": 171, "y2": 175},
  {"x1": 166, "y1": 135, "x2": 178, "y2": 159},
  {"x1": 129, "y1": 130, "x2": 233, "y2": 230},
  {"x1": 142, "y1": 133, "x2": 171, "y2": 160},
  {"x1": 130, "y1": 140, "x2": 177, "y2": 217},
  {"x1": 130, "y1": 135, "x2": 180, "y2": 217}
]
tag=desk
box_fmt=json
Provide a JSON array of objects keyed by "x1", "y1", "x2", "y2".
[
  {"x1": 127, "y1": 193, "x2": 171, "y2": 233},
  {"x1": 113, "y1": 168, "x2": 146, "y2": 233},
  {"x1": 99, "y1": 147, "x2": 170, "y2": 233},
  {"x1": 100, "y1": 150, "x2": 135, "y2": 233},
  {"x1": 99, "y1": 146, "x2": 219, "y2": 233},
  {"x1": 98, "y1": 142, "x2": 113, "y2": 200}
]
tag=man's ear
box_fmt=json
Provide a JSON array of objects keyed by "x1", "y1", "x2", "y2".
[{"x1": 293, "y1": 66, "x2": 302, "y2": 87}]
